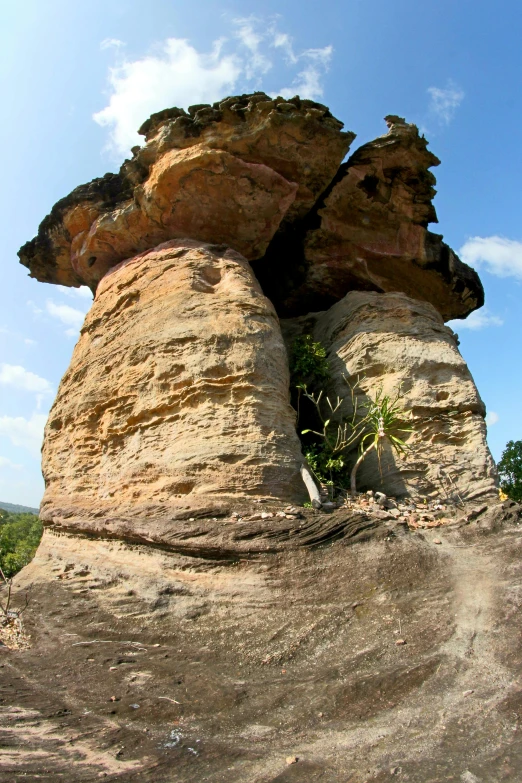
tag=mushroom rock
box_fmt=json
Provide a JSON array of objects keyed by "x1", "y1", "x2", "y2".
[
  {"x1": 308, "y1": 291, "x2": 498, "y2": 502},
  {"x1": 18, "y1": 93, "x2": 353, "y2": 292},
  {"x1": 40, "y1": 239, "x2": 306, "y2": 543},
  {"x1": 264, "y1": 116, "x2": 484, "y2": 320}
]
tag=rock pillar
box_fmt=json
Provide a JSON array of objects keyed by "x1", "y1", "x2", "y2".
[{"x1": 40, "y1": 239, "x2": 306, "y2": 542}]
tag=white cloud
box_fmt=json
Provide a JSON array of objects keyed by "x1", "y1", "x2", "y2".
[
  {"x1": 271, "y1": 31, "x2": 298, "y2": 64},
  {"x1": 486, "y1": 411, "x2": 499, "y2": 426},
  {"x1": 101, "y1": 38, "x2": 124, "y2": 51},
  {"x1": 459, "y1": 236, "x2": 522, "y2": 280},
  {"x1": 56, "y1": 285, "x2": 93, "y2": 300},
  {"x1": 0, "y1": 364, "x2": 52, "y2": 394},
  {"x1": 448, "y1": 308, "x2": 504, "y2": 331},
  {"x1": 234, "y1": 18, "x2": 272, "y2": 79},
  {"x1": 94, "y1": 38, "x2": 241, "y2": 155},
  {"x1": 46, "y1": 300, "x2": 87, "y2": 332},
  {"x1": 0, "y1": 413, "x2": 47, "y2": 456},
  {"x1": 280, "y1": 46, "x2": 333, "y2": 101},
  {"x1": 94, "y1": 18, "x2": 334, "y2": 156},
  {"x1": 0, "y1": 456, "x2": 22, "y2": 470},
  {"x1": 427, "y1": 80, "x2": 464, "y2": 125},
  {"x1": 24, "y1": 338, "x2": 37, "y2": 346}
]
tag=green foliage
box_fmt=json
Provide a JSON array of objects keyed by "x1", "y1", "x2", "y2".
[
  {"x1": 498, "y1": 440, "x2": 522, "y2": 503},
  {"x1": 0, "y1": 511, "x2": 43, "y2": 578},
  {"x1": 290, "y1": 334, "x2": 412, "y2": 494},
  {"x1": 358, "y1": 387, "x2": 412, "y2": 460},
  {"x1": 350, "y1": 386, "x2": 412, "y2": 495},
  {"x1": 290, "y1": 335, "x2": 329, "y2": 387}
]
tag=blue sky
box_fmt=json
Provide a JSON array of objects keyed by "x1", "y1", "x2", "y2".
[{"x1": 1, "y1": 0, "x2": 521, "y2": 506}]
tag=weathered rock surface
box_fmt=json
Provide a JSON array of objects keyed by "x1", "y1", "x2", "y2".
[
  {"x1": 309, "y1": 291, "x2": 498, "y2": 501},
  {"x1": 266, "y1": 116, "x2": 484, "y2": 320},
  {"x1": 40, "y1": 239, "x2": 306, "y2": 540},
  {"x1": 4, "y1": 508, "x2": 522, "y2": 781},
  {"x1": 18, "y1": 93, "x2": 353, "y2": 290}
]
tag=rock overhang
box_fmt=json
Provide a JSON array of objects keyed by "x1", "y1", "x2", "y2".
[{"x1": 18, "y1": 95, "x2": 483, "y2": 322}]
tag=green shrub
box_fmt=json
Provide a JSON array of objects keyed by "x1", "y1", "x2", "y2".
[
  {"x1": 498, "y1": 440, "x2": 522, "y2": 503},
  {"x1": 290, "y1": 334, "x2": 329, "y2": 388},
  {"x1": 0, "y1": 511, "x2": 43, "y2": 578}
]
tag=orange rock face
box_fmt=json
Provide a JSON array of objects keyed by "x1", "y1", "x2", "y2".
[
  {"x1": 70, "y1": 147, "x2": 298, "y2": 288},
  {"x1": 40, "y1": 240, "x2": 306, "y2": 540},
  {"x1": 273, "y1": 117, "x2": 483, "y2": 320},
  {"x1": 19, "y1": 93, "x2": 353, "y2": 291}
]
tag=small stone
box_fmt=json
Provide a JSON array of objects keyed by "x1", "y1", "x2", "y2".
[
  {"x1": 433, "y1": 538, "x2": 442, "y2": 545},
  {"x1": 395, "y1": 639, "x2": 407, "y2": 645},
  {"x1": 109, "y1": 666, "x2": 117, "y2": 671},
  {"x1": 375, "y1": 492, "x2": 387, "y2": 505},
  {"x1": 463, "y1": 689, "x2": 474, "y2": 696},
  {"x1": 286, "y1": 756, "x2": 298, "y2": 765},
  {"x1": 352, "y1": 601, "x2": 361, "y2": 609}
]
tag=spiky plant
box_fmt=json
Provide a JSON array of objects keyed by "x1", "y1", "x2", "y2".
[{"x1": 350, "y1": 387, "x2": 412, "y2": 496}]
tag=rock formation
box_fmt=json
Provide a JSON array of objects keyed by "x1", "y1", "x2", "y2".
[
  {"x1": 310, "y1": 291, "x2": 498, "y2": 501},
  {"x1": 19, "y1": 92, "x2": 496, "y2": 530},
  {"x1": 41, "y1": 239, "x2": 306, "y2": 542},
  {"x1": 18, "y1": 93, "x2": 353, "y2": 291},
  {"x1": 8, "y1": 93, "x2": 521, "y2": 782}
]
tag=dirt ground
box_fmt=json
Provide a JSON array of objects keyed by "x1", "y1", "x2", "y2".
[{"x1": 2, "y1": 507, "x2": 522, "y2": 782}]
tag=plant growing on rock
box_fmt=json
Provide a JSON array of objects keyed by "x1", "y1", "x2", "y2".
[
  {"x1": 349, "y1": 387, "x2": 412, "y2": 496},
  {"x1": 297, "y1": 381, "x2": 368, "y2": 487},
  {"x1": 291, "y1": 335, "x2": 412, "y2": 498}
]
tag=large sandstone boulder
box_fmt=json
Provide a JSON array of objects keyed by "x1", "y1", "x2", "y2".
[
  {"x1": 309, "y1": 291, "x2": 498, "y2": 502},
  {"x1": 18, "y1": 93, "x2": 353, "y2": 291},
  {"x1": 40, "y1": 239, "x2": 306, "y2": 542},
  {"x1": 269, "y1": 117, "x2": 484, "y2": 320}
]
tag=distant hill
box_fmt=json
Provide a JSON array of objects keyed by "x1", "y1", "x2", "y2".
[{"x1": 0, "y1": 501, "x2": 39, "y2": 515}]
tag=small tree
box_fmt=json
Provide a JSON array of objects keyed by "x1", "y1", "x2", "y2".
[{"x1": 498, "y1": 440, "x2": 522, "y2": 503}]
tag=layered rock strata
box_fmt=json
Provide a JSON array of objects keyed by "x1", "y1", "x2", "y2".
[
  {"x1": 40, "y1": 239, "x2": 306, "y2": 541},
  {"x1": 19, "y1": 93, "x2": 353, "y2": 291},
  {"x1": 265, "y1": 116, "x2": 484, "y2": 319},
  {"x1": 18, "y1": 93, "x2": 497, "y2": 533},
  {"x1": 310, "y1": 291, "x2": 498, "y2": 501}
]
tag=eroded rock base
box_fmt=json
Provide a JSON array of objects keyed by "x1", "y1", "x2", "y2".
[{"x1": 2, "y1": 507, "x2": 522, "y2": 782}]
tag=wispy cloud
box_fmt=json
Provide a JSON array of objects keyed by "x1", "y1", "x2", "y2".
[
  {"x1": 46, "y1": 300, "x2": 88, "y2": 336},
  {"x1": 0, "y1": 364, "x2": 52, "y2": 394},
  {"x1": 448, "y1": 308, "x2": 504, "y2": 331},
  {"x1": 28, "y1": 293, "x2": 91, "y2": 337},
  {"x1": 101, "y1": 38, "x2": 124, "y2": 51},
  {"x1": 0, "y1": 456, "x2": 22, "y2": 470},
  {"x1": 459, "y1": 235, "x2": 522, "y2": 280},
  {"x1": 56, "y1": 285, "x2": 93, "y2": 300},
  {"x1": 486, "y1": 411, "x2": 499, "y2": 426},
  {"x1": 427, "y1": 80, "x2": 464, "y2": 125},
  {"x1": 94, "y1": 17, "x2": 334, "y2": 156},
  {"x1": 0, "y1": 413, "x2": 47, "y2": 456},
  {"x1": 279, "y1": 46, "x2": 332, "y2": 101}
]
